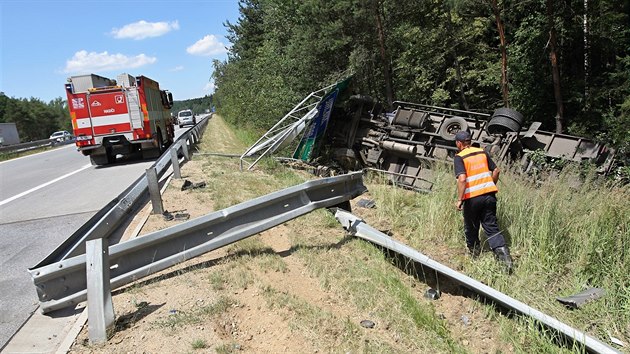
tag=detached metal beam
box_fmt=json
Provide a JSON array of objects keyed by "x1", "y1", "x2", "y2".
[
  {"x1": 30, "y1": 172, "x2": 366, "y2": 313},
  {"x1": 333, "y1": 209, "x2": 619, "y2": 354}
]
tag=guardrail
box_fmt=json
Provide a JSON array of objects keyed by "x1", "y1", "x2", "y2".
[
  {"x1": 333, "y1": 209, "x2": 620, "y2": 354},
  {"x1": 30, "y1": 171, "x2": 365, "y2": 314},
  {"x1": 0, "y1": 138, "x2": 55, "y2": 154},
  {"x1": 31, "y1": 115, "x2": 210, "y2": 266}
]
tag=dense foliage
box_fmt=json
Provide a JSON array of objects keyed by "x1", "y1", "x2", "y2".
[
  {"x1": 212, "y1": 0, "x2": 630, "y2": 154},
  {"x1": 0, "y1": 93, "x2": 70, "y2": 142}
]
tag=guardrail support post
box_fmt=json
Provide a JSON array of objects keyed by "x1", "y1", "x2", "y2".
[
  {"x1": 182, "y1": 139, "x2": 190, "y2": 161},
  {"x1": 170, "y1": 147, "x2": 181, "y2": 179},
  {"x1": 146, "y1": 167, "x2": 164, "y2": 214},
  {"x1": 86, "y1": 238, "x2": 115, "y2": 344}
]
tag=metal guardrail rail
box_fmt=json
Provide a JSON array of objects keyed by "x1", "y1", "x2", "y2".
[
  {"x1": 31, "y1": 115, "x2": 211, "y2": 267},
  {"x1": 333, "y1": 209, "x2": 620, "y2": 354},
  {"x1": 0, "y1": 138, "x2": 71, "y2": 154},
  {"x1": 30, "y1": 171, "x2": 366, "y2": 313}
]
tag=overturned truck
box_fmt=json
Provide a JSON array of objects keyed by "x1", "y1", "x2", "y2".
[{"x1": 242, "y1": 83, "x2": 616, "y2": 190}]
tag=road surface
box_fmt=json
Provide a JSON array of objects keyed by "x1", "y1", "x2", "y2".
[{"x1": 0, "y1": 142, "x2": 159, "y2": 349}]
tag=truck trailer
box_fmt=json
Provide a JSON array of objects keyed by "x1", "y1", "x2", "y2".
[{"x1": 65, "y1": 73, "x2": 174, "y2": 165}]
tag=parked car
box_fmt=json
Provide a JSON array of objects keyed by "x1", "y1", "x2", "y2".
[
  {"x1": 177, "y1": 109, "x2": 196, "y2": 128},
  {"x1": 49, "y1": 130, "x2": 73, "y2": 142}
]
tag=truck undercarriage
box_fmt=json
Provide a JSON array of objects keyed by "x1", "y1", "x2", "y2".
[{"x1": 242, "y1": 81, "x2": 617, "y2": 189}]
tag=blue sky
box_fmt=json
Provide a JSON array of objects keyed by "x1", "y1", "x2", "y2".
[{"x1": 0, "y1": 0, "x2": 240, "y2": 102}]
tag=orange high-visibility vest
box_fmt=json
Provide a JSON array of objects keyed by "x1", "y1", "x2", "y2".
[{"x1": 457, "y1": 147, "x2": 498, "y2": 200}]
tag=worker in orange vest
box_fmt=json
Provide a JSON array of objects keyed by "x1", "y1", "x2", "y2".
[{"x1": 453, "y1": 130, "x2": 513, "y2": 272}]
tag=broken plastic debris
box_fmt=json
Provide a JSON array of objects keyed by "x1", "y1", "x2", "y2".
[
  {"x1": 608, "y1": 332, "x2": 626, "y2": 347},
  {"x1": 174, "y1": 213, "x2": 190, "y2": 221},
  {"x1": 424, "y1": 288, "x2": 441, "y2": 300},
  {"x1": 360, "y1": 320, "x2": 375, "y2": 328},
  {"x1": 556, "y1": 287, "x2": 605, "y2": 309},
  {"x1": 357, "y1": 198, "x2": 376, "y2": 208},
  {"x1": 162, "y1": 211, "x2": 174, "y2": 221},
  {"x1": 181, "y1": 180, "x2": 207, "y2": 191}
]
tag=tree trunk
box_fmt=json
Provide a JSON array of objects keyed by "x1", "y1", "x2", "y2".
[
  {"x1": 546, "y1": 0, "x2": 565, "y2": 133},
  {"x1": 373, "y1": 0, "x2": 394, "y2": 108},
  {"x1": 446, "y1": 7, "x2": 470, "y2": 110},
  {"x1": 491, "y1": 0, "x2": 509, "y2": 107},
  {"x1": 583, "y1": 0, "x2": 590, "y2": 108}
]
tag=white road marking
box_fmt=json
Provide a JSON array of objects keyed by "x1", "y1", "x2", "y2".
[{"x1": 0, "y1": 164, "x2": 92, "y2": 207}]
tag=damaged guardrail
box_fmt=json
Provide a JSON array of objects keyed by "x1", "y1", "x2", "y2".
[
  {"x1": 333, "y1": 209, "x2": 620, "y2": 354},
  {"x1": 29, "y1": 171, "x2": 366, "y2": 314}
]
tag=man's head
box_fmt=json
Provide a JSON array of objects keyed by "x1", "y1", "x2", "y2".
[{"x1": 455, "y1": 130, "x2": 472, "y2": 150}]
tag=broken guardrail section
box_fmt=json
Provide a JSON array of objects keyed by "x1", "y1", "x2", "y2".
[
  {"x1": 333, "y1": 209, "x2": 620, "y2": 354},
  {"x1": 29, "y1": 171, "x2": 366, "y2": 314}
]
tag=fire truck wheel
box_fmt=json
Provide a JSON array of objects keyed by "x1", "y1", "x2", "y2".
[
  {"x1": 439, "y1": 117, "x2": 469, "y2": 141},
  {"x1": 89, "y1": 154, "x2": 110, "y2": 166}
]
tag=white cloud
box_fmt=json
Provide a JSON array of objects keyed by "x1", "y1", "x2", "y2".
[
  {"x1": 187, "y1": 35, "x2": 227, "y2": 56},
  {"x1": 64, "y1": 50, "x2": 157, "y2": 73},
  {"x1": 203, "y1": 81, "x2": 215, "y2": 93},
  {"x1": 111, "y1": 20, "x2": 179, "y2": 40},
  {"x1": 170, "y1": 65, "x2": 184, "y2": 72}
]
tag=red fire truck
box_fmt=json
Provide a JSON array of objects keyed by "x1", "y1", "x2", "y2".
[{"x1": 65, "y1": 73, "x2": 175, "y2": 165}]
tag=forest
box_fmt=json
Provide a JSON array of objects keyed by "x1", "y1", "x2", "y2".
[
  {"x1": 211, "y1": 0, "x2": 630, "y2": 155},
  {"x1": 0, "y1": 93, "x2": 70, "y2": 142}
]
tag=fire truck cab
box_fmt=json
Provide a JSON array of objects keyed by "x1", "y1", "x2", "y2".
[{"x1": 65, "y1": 73, "x2": 175, "y2": 165}]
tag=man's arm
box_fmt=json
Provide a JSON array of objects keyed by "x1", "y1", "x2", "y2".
[
  {"x1": 456, "y1": 174, "x2": 466, "y2": 210},
  {"x1": 485, "y1": 152, "x2": 499, "y2": 184},
  {"x1": 492, "y1": 167, "x2": 500, "y2": 184}
]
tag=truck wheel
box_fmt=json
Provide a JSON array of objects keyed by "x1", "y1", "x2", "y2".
[
  {"x1": 439, "y1": 117, "x2": 469, "y2": 141},
  {"x1": 487, "y1": 108, "x2": 524, "y2": 135},
  {"x1": 89, "y1": 154, "x2": 110, "y2": 166}
]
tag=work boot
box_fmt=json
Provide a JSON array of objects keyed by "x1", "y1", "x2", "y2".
[{"x1": 493, "y1": 246, "x2": 513, "y2": 273}]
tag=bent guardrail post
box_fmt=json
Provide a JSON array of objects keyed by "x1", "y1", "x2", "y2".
[
  {"x1": 146, "y1": 167, "x2": 164, "y2": 214},
  {"x1": 86, "y1": 238, "x2": 115, "y2": 343},
  {"x1": 170, "y1": 145, "x2": 182, "y2": 179},
  {"x1": 30, "y1": 172, "x2": 366, "y2": 314},
  {"x1": 332, "y1": 209, "x2": 620, "y2": 354}
]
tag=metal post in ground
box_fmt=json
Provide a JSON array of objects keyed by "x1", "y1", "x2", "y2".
[
  {"x1": 180, "y1": 137, "x2": 190, "y2": 161},
  {"x1": 146, "y1": 167, "x2": 164, "y2": 214},
  {"x1": 170, "y1": 146, "x2": 181, "y2": 179},
  {"x1": 86, "y1": 238, "x2": 115, "y2": 344}
]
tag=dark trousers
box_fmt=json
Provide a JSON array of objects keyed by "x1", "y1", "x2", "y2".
[{"x1": 462, "y1": 193, "x2": 506, "y2": 251}]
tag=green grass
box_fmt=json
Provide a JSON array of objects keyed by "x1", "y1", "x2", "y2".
[
  {"x1": 152, "y1": 295, "x2": 237, "y2": 330},
  {"x1": 190, "y1": 338, "x2": 208, "y2": 349},
  {"x1": 362, "y1": 162, "x2": 629, "y2": 351}
]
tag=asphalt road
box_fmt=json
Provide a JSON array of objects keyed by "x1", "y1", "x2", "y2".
[{"x1": 0, "y1": 143, "x2": 158, "y2": 349}]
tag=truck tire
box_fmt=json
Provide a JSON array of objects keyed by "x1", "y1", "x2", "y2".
[
  {"x1": 439, "y1": 117, "x2": 469, "y2": 141},
  {"x1": 90, "y1": 154, "x2": 110, "y2": 166},
  {"x1": 487, "y1": 108, "x2": 524, "y2": 135}
]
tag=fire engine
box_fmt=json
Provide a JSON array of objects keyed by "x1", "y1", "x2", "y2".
[{"x1": 65, "y1": 73, "x2": 175, "y2": 165}]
